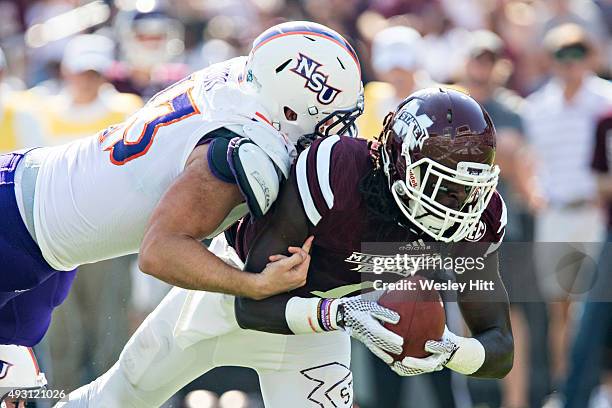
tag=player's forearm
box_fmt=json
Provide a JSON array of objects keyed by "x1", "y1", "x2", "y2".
[
  {"x1": 235, "y1": 295, "x2": 339, "y2": 335},
  {"x1": 468, "y1": 325, "x2": 514, "y2": 378},
  {"x1": 235, "y1": 295, "x2": 294, "y2": 334},
  {"x1": 453, "y1": 254, "x2": 513, "y2": 378},
  {"x1": 139, "y1": 234, "x2": 263, "y2": 299}
]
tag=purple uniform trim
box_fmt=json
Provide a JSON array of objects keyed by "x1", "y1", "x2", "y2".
[
  {"x1": 0, "y1": 151, "x2": 76, "y2": 346},
  {"x1": 206, "y1": 137, "x2": 236, "y2": 184}
]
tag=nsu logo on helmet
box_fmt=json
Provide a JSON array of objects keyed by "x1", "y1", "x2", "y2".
[{"x1": 291, "y1": 53, "x2": 342, "y2": 105}]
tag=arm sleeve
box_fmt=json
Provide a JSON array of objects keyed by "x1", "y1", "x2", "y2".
[
  {"x1": 234, "y1": 169, "x2": 311, "y2": 334},
  {"x1": 235, "y1": 294, "x2": 294, "y2": 334}
]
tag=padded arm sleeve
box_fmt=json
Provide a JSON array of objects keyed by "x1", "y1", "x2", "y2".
[
  {"x1": 234, "y1": 173, "x2": 311, "y2": 334},
  {"x1": 235, "y1": 294, "x2": 294, "y2": 334}
]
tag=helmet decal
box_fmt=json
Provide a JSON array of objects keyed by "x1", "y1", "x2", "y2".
[
  {"x1": 0, "y1": 360, "x2": 13, "y2": 380},
  {"x1": 392, "y1": 100, "x2": 433, "y2": 150},
  {"x1": 465, "y1": 220, "x2": 487, "y2": 241},
  {"x1": 251, "y1": 23, "x2": 359, "y2": 69},
  {"x1": 291, "y1": 53, "x2": 341, "y2": 105}
]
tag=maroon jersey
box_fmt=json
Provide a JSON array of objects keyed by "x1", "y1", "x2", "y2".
[{"x1": 233, "y1": 136, "x2": 507, "y2": 297}]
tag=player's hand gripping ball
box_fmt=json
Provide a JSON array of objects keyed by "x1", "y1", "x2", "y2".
[{"x1": 377, "y1": 275, "x2": 446, "y2": 361}]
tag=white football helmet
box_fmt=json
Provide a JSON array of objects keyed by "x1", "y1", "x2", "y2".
[
  {"x1": 241, "y1": 21, "x2": 364, "y2": 146},
  {"x1": 0, "y1": 345, "x2": 47, "y2": 405}
]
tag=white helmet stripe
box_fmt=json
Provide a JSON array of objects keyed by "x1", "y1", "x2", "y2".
[
  {"x1": 316, "y1": 135, "x2": 340, "y2": 209},
  {"x1": 296, "y1": 148, "x2": 322, "y2": 226}
]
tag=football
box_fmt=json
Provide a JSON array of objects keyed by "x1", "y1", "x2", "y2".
[{"x1": 378, "y1": 275, "x2": 446, "y2": 361}]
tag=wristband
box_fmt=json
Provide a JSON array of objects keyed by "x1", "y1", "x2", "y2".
[
  {"x1": 444, "y1": 334, "x2": 486, "y2": 375},
  {"x1": 285, "y1": 297, "x2": 340, "y2": 334}
]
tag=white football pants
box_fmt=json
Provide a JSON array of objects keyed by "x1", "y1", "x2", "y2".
[{"x1": 55, "y1": 240, "x2": 352, "y2": 408}]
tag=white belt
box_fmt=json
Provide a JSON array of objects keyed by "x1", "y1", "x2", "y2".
[{"x1": 14, "y1": 148, "x2": 48, "y2": 243}]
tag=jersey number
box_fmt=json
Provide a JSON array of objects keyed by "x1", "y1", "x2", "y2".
[{"x1": 100, "y1": 80, "x2": 200, "y2": 165}]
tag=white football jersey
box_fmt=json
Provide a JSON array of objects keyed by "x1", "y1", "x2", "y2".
[{"x1": 31, "y1": 57, "x2": 289, "y2": 271}]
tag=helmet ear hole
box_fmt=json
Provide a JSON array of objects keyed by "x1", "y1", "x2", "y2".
[{"x1": 284, "y1": 106, "x2": 298, "y2": 122}]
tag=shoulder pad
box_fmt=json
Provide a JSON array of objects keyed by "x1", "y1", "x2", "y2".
[
  {"x1": 225, "y1": 122, "x2": 295, "y2": 179},
  {"x1": 229, "y1": 138, "x2": 281, "y2": 218}
]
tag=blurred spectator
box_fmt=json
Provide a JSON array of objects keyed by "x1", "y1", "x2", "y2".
[
  {"x1": 357, "y1": 25, "x2": 432, "y2": 139},
  {"x1": 0, "y1": 0, "x2": 25, "y2": 41},
  {"x1": 491, "y1": 0, "x2": 550, "y2": 95},
  {"x1": 458, "y1": 30, "x2": 550, "y2": 408},
  {"x1": 109, "y1": 6, "x2": 189, "y2": 100},
  {"x1": 41, "y1": 33, "x2": 142, "y2": 393},
  {"x1": 459, "y1": 30, "x2": 544, "y2": 213},
  {"x1": 188, "y1": 39, "x2": 239, "y2": 72},
  {"x1": 419, "y1": 3, "x2": 472, "y2": 83},
  {"x1": 540, "y1": 0, "x2": 608, "y2": 47},
  {"x1": 594, "y1": 0, "x2": 612, "y2": 74},
  {"x1": 439, "y1": 0, "x2": 487, "y2": 31},
  {"x1": 24, "y1": 0, "x2": 78, "y2": 85},
  {"x1": 36, "y1": 34, "x2": 142, "y2": 145},
  {"x1": 523, "y1": 23, "x2": 612, "y2": 390},
  {"x1": 561, "y1": 112, "x2": 612, "y2": 408},
  {"x1": 0, "y1": 46, "x2": 45, "y2": 152}
]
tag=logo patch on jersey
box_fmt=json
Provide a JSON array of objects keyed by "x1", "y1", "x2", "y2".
[
  {"x1": 291, "y1": 53, "x2": 341, "y2": 105},
  {"x1": 344, "y1": 241, "x2": 442, "y2": 276},
  {"x1": 301, "y1": 362, "x2": 353, "y2": 407},
  {"x1": 465, "y1": 220, "x2": 487, "y2": 242},
  {"x1": 393, "y1": 100, "x2": 433, "y2": 150},
  {"x1": 0, "y1": 360, "x2": 13, "y2": 380}
]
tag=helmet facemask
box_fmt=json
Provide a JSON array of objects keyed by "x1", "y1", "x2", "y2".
[
  {"x1": 389, "y1": 156, "x2": 499, "y2": 242},
  {"x1": 295, "y1": 93, "x2": 364, "y2": 149}
]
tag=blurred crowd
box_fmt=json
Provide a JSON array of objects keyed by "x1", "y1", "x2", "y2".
[{"x1": 1, "y1": 0, "x2": 612, "y2": 407}]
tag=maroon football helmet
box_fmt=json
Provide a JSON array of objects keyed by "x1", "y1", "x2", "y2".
[{"x1": 380, "y1": 87, "x2": 500, "y2": 242}]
